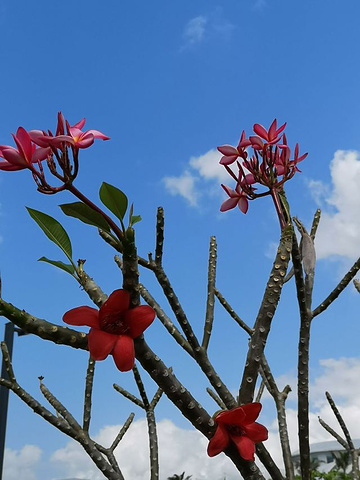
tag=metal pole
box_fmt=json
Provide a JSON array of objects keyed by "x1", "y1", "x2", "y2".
[{"x1": 0, "y1": 322, "x2": 15, "y2": 480}]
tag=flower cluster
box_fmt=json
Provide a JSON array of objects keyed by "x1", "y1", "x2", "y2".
[
  {"x1": 63, "y1": 289, "x2": 156, "y2": 372},
  {"x1": 0, "y1": 112, "x2": 109, "y2": 192},
  {"x1": 207, "y1": 402, "x2": 268, "y2": 461},
  {"x1": 218, "y1": 119, "x2": 307, "y2": 214}
]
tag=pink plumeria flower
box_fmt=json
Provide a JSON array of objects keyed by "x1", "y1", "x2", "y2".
[
  {"x1": 218, "y1": 130, "x2": 251, "y2": 165},
  {"x1": 250, "y1": 119, "x2": 286, "y2": 150},
  {"x1": 220, "y1": 184, "x2": 249, "y2": 214},
  {"x1": 30, "y1": 113, "x2": 110, "y2": 150},
  {"x1": 0, "y1": 127, "x2": 50, "y2": 171},
  {"x1": 29, "y1": 112, "x2": 66, "y2": 147}
]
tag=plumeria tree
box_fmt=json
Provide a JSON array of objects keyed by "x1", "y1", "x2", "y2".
[{"x1": 0, "y1": 114, "x2": 359, "y2": 480}]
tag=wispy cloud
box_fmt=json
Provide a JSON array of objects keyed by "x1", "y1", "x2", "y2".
[
  {"x1": 180, "y1": 12, "x2": 235, "y2": 50},
  {"x1": 182, "y1": 15, "x2": 207, "y2": 48},
  {"x1": 308, "y1": 150, "x2": 360, "y2": 259},
  {"x1": 162, "y1": 170, "x2": 199, "y2": 206},
  {"x1": 162, "y1": 148, "x2": 228, "y2": 207}
]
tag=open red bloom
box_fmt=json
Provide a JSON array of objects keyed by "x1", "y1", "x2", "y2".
[
  {"x1": 0, "y1": 127, "x2": 50, "y2": 171},
  {"x1": 63, "y1": 289, "x2": 155, "y2": 371},
  {"x1": 207, "y1": 403, "x2": 268, "y2": 461}
]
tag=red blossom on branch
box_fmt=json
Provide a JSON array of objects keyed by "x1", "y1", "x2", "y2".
[
  {"x1": 0, "y1": 127, "x2": 50, "y2": 171},
  {"x1": 207, "y1": 403, "x2": 268, "y2": 461},
  {"x1": 218, "y1": 119, "x2": 308, "y2": 218},
  {"x1": 63, "y1": 289, "x2": 156, "y2": 372},
  {"x1": 30, "y1": 112, "x2": 110, "y2": 150}
]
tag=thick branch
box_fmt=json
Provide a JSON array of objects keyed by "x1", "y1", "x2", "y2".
[{"x1": 238, "y1": 225, "x2": 293, "y2": 405}]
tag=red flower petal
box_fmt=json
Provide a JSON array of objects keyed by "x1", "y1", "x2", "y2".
[
  {"x1": 111, "y1": 335, "x2": 135, "y2": 371},
  {"x1": 238, "y1": 196, "x2": 248, "y2": 214},
  {"x1": 88, "y1": 328, "x2": 117, "y2": 360},
  {"x1": 216, "y1": 406, "x2": 246, "y2": 426},
  {"x1": 85, "y1": 129, "x2": 110, "y2": 140},
  {"x1": 231, "y1": 434, "x2": 256, "y2": 461},
  {"x1": 253, "y1": 124, "x2": 269, "y2": 141},
  {"x1": 241, "y1": 402, "x2": 262, "y2": 424},
  {"x1": 63, "y1": 306, "x2": 99, "y2": 328},
  {"x1": 219, "y1": 155, "x2": 238, "y2": 165},
  {"x1": 99, "y1": 289, "x2": 130, "y2": 327},
  {"x1": 220, "y1": 197, "x2": 239, "y2": 212},
  {"x1": 217, "y1": 145, "x2": 239, "y2": 156},
  {"x1": 207, "y1": 424, "x2": 230, "y2": 457},
  {"x1": 243, "y1": 422, "x2": 268, "y2": 443},
  {"x1": 124, "y1": 305, "x2": 156, "y2": 338}
]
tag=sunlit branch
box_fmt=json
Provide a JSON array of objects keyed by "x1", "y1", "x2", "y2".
[
  {"x1": 238, "y1": 225, "x2": 292, "y2": 405},
  {"x1": 83, "y1": 356, "x2": 96, "y2": 432},
  {"x1": 202, "y1": 236, "x2": 217, "y2": 350}
]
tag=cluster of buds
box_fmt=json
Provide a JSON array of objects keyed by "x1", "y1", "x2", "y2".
[
  {"x1": 0, "y1": 112, "x2": 109, "y2": 193},
  {"x1": 218, "y1": 119, "x2": 307, "y2": 214}
]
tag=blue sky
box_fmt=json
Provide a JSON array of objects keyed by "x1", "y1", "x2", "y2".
[{"x1": 1, "y1": 1, "x2": 360, "y2": 479}]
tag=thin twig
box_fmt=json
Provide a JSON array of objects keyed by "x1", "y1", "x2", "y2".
[
  {"x1": 206, "y1": 387, "x2": 226, "y2": 410},
  {"x1": 318, "y1": 416, "x2": 348, "y2": 450},
  {"x1": 113, "y1": 383, "x2": 144, "y2": 408},
  {"x1": 214, "y1": 289, "x2": 253, "y2": 335},
  {"x1": 202, "y1": 236, "x2": 217, "y2": 350},
  {"x1": 155, "y1": 207, "x2": 164, "y2": 265},
  {"x1": 326, "y1": 391, "x2": 355, "y2": 450},
  {"x1": 139, "y1": 284, "x2": 193, "y2": 356},
  {"x1": 312, "y1": 257, "x2": 360, "y2": 317}
]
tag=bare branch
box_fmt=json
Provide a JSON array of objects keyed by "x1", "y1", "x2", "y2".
[
  {"x1": 139, "y1": 284, "x2": 193, "y2": 356},
  {"x1": 313, "y1": 257, "x2": 360, "y2": 317},
  {"x1": 83, "y1": 355, "x2": 96, "y2": 432},
  {"x1": 202, "y1": 236, "x2": 217, "y2": 350},
  {"x1": 155, "y1": 207, "x2": 164, "y2": 265},
  {"x1": 206, "y1": 387, "x2": 226, "y2": 410},
  {"x1": 238, "y1": 225, "x2": 293, "y2": 405},
  {"x1": 214, "y1": 289, "x2": 253, "y2": 335}
]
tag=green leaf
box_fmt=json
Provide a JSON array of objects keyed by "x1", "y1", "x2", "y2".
[
  {"x1": 60, "y1": 202, "x2": 111, "y2": 232},
  {"x1": 131, "y1": 215, "x2": 142, "y2": 226},
  {"x1": 26, "y1": 207, "x2": 73, "y2": 261},
  {"x1": 38, "y1": 257, "x2": 75, "y2": 275},
  {"x1": 99, "y1": 182, "x2": 128, "y2": 221}
]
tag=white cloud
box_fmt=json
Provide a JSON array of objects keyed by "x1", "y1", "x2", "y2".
[
  {"x1": 182, "y1": 16, "x2": 207, "y2": 47},
  {"x1": 6, "y1": 358, "x2": 360, "y2": 479},
  {"x1": 163, "y1": 149, "x2": 229, "y2": 206},
  {"x1": 162, "y1": 170, "x2": 198, "y2": 206},
  {"x1": 3, "y1": 445, "x2": 42, "y2": 480},
  {"x1": 308, "y1": 150, "x2": 360, "y2": 259},
  {"x1": 189, "y1": 149, "x2": 229, "y2": 183},
  {"x1": 51, "y1": 419, "x2": 240, "y2": 480}
]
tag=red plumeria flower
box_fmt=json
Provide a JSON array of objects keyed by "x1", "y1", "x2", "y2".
[
  {"x1": 207, "y1": 403, "x2": 268, "y2": 461},
  {"x1": 30, "y1": 113, "x2": 110, "y2": 150},
  {"x1": 0, "y1": 127, "x2": 50, "y2": 171},
  {"x1": 250, "y1": 119, "x2": 286, "y2": 149},
  {"x1": 218, "y1": 130, "x2": 251, "y2": 165},
  {"x1": 220, "y1": 184, "x2": 249, "y2": 214},
  {"x1": 63, "y1": 289, "x2": 156, "y2": 372}
]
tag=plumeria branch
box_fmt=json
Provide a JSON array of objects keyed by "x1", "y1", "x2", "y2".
[
  {"x1": 320, "y1": 392, "x2": 360, "y2": 479},
  {"x1": 83, "y1": 355, "x2": 96, "y2": 432},
  {"x1": 312, "y1": 256, "x2": 360, "y2": 317},
  {"x1": 259, "y1": 356, "x2": 294, "y2": 480},
  {"x1": 238, "y1": 224, "x2": 293, "y2": 405},
  {"x1": 0, "y1": 342, "x2": 123, "y2": 480},
  {"x1": 214, "y1": 288, "x2": 292, "y2": 479},
  {"x1": 202, "y1": 236, "x2": 217, "y2": 350},
  {"x1": 138, "y1": 283, "x2": 194, "y2": 356}
]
